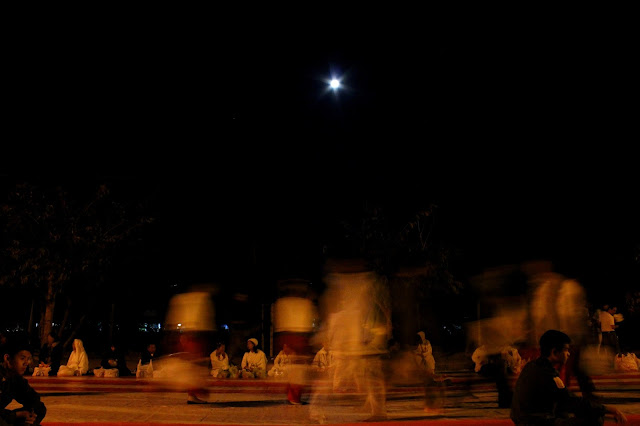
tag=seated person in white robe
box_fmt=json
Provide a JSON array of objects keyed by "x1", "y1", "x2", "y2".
[
  {"x1": 210, "y1": 342, "x2": 231, "y2": 378},
  {"x1": 268, "y1": 343, "x2": 293, "y2": 377},
  {"x1": 240, "y1": 338, "x2": 267, "y2": 379},
  {"x1": 57, "y1": 338, "x2": 89, "y2": 376},
  {"x1": 312, "y1": 343, "x2": 334, "y2": 372}
]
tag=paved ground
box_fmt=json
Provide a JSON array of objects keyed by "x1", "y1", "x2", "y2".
[{"x1": 8, "y1": 369, "x2": 640, "y2": 425}]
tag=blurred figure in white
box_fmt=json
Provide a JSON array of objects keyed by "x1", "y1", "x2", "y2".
[
  {"x1": 530, "y1": 274, "x2": 597, "y2": 399},
  {"x1": 57, "y1": 339, "x2": 89, "y2": 376},
  {"x1": 414, "y1": 331, "x2": 435, "y2": 373},
  {"x1": 414, "y1": 331, "x2": 443, "y2": 415},
  {"x1": 268, "y1": 343, "x2": 292, "y2": 377},
  {"x1": 501, "y1": 344, "x2": 523, "y2": 376},
  {"x1": 470, "y1": 342, "x2": 512, "y2": 408},
  {"x1": 312, "y1": 342, "x2": 334, "y2": 372},
  {"x1": 161, "y1": 289, "x2": 216, "y2": 404},
  {"x1": 310, "y1": 259, "x2": 392, "y2": 423},
  {"x1": 272, "y1": 291, "x2": 317, "y2": 404},
  {"x1": 472, "y1": 344, "x2": 490, "y2": 373}
]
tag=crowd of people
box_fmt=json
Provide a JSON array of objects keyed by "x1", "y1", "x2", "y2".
[{"x1": 1, "y1": 260, "x2": 636, "y2": 424}]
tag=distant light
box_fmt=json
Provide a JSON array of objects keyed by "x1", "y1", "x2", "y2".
[
  {"x1": 329, "y1": 79, "x2": 340, "y2": 89},
  {"x1": 177, "y1": 323, "x2": 182, "y2": 328},
  {"x1": 222, "y1": 324, "x2": 229, "y2": 330}
]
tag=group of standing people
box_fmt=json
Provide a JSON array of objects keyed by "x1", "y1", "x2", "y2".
[{"x1": 595, "y1": 304, "x2": 622, "y2": 355}]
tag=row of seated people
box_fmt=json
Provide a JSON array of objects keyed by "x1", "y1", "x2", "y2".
[
  {"x1": 33, "y1": 335, "x2": 155, "y2": 377},
  {"x1": 32, "y1": 335, "x2": 90, "y2": 377},
  {"x1": 210, "y1": 338, "x2": 334, "y2": 379},
  {"x1": 31, "y1": 334, "x2": 333, "y2": 379}
]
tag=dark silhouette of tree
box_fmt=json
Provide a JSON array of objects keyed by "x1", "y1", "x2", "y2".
[
  {"x1": 0, "y1": 181, "x2": 153, "y2": 347},
  {"x1": 326, "y1": 200, "x2": 467, "y2": 347}
]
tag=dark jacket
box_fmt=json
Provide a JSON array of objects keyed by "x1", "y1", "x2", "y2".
[
  {"x1": 0, "y1": 364, "x2": 47, "y2": 424},
  {"x1": 140, "y1": 348, "x2": 158, "y2": 365},
  {"x1": 511, "y1": 357, "x2": 605, "y2": 425},
  {"x1": 100, "y1": 347, "x2": 131, "y2": 376}
]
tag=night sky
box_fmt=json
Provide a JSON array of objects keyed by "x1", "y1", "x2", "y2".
[{"x1": 6, "y1": 24, "x2": 638, "y2": 309}]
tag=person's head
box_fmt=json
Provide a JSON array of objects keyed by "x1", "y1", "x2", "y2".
[
  {"x1": 608, "y1": 306, "x2": 617, "y2": 314},
  {"x1": 2, "y1": 337, "x2": 33, "y2": 376},
  {"x1": 539, "y1": 329, "x2": 571, "y2": 364},
  {"x1": 416, "y1": 331, "x2": 427, "y2": 346},
  {"x1": 147, "y1": 343, "x2": 157, "y2": 354},
  {"x1": 73, "y1": 339, "x2": 84, "y2": 352},
  {"x1": 215, "y1": 342, "x2": 225, "y2": 355},
  {"x1": 247, "y1": 338, "x2": 258, "y2": 352}
]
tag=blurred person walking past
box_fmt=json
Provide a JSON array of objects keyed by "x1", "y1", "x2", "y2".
[
  {"x1": 310, "y1": 259, "x2": 392, "y2": 423},
  {"x1": 163, "y1": 289, "x2": 216, "y2": 404},
  {"x1": 272, "y1": 290, "x2": 317, "y2": 404},
  {"x1": 414, "y1": 331, "x2": 443, "y2": 415}
]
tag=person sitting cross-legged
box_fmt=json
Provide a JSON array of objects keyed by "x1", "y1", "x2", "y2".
[
  {"x1": 210, "y1": 342, "x2": 233, "y2": 378},
  {"x1": 240, "y1": 338, "x2": 267, "y2": 379},
  {"x1": 57, "y1": 339, "x2": 89, "y2": 377}
]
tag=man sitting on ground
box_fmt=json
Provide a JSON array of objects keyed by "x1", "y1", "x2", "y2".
[
  {"x1": 1, "y1": 336, "x2": 47, "y2": 425},
  {"x1": 511, "y1": 329, "x2": 627, "y2": 425}
]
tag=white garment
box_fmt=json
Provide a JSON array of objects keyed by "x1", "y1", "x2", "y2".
[
  {"x1": 32, "y1": 366, "x2": 51, "y2": 377},
  {"x1": 268, "y1": 350, "x2": 291, "y2": 377},
  {"x1": 414, "y1": 341, "x2": 435, "y2": 374},
  {"x1": 57, "y1": 339, "x2": 89, "y2": 376},
  {"x1": 312, "y1": 347, "x2": 334, "y2": 369},
  {"x1": 241, "y1": 350, "x2": 267, "y2": 371},
  {"x1": 600, "y1": 311, "x2": 615, "y2": 332},
  {"x1": 500, "y1": 345, "x2": 522, "y2": 374},
  {"x1": 472, "y1": 345, "x2": 489, "y2": 373},
  {"x1": 210, "y1": 351, "x2": 229, "y2": 376}
]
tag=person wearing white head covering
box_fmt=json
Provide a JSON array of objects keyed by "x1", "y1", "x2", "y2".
[
  {"x1": 414, "y1": 331, "x2": 443, "y2": 414},
  {"x1": 414, "y1": 331, "x2": 435, "y2": 374},
  {"x1": 240, "y1": 338, "x2": 267, "y2": 379},
  {"x1": 57, "y1": 339, "x2": 89, "y2": 376}
]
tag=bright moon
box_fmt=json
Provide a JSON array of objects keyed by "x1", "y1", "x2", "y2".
[{"x1": 330, "y1": 79, "x2": 340, "y2": 89}]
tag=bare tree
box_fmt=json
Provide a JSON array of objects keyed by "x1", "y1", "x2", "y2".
[{"x1": 0, "y1": 181, "x2": 153, "y2": 346}]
